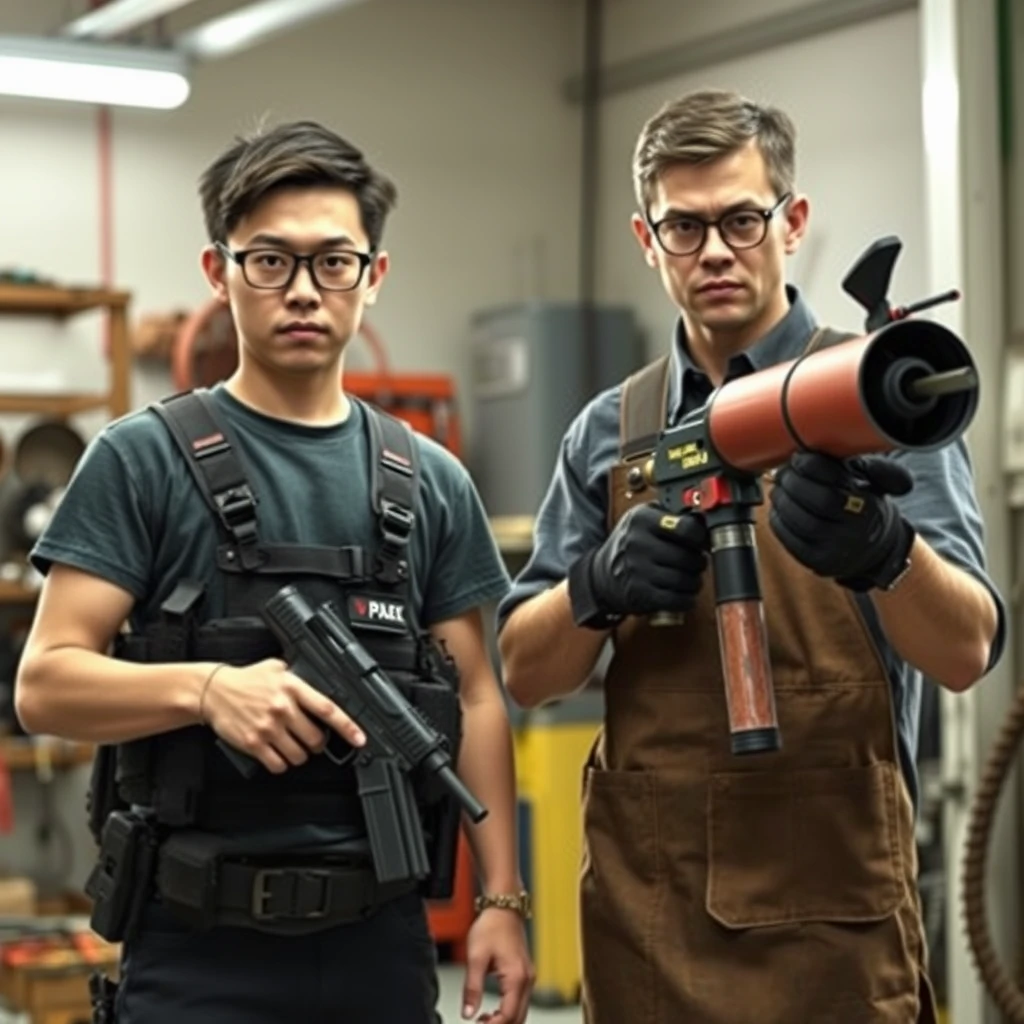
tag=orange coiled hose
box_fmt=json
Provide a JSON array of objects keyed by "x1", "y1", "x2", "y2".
[{"x1": 962, "y1": 686, "x2": 1024, "y2": 1022}]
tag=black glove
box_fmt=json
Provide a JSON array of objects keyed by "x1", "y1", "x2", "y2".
[
  {"x1": 768, "y1": 452, "x2": 916, "y2": 592},
  {"x1": 568, "y1": 503, "x2": 709, "y2": 628}
]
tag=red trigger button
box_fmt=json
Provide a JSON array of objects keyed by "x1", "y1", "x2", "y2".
[{"x1": 700, "y1": 477, "x2": 731, "y2": 509}]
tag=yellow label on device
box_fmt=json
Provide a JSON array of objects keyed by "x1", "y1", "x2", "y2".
[
  {"x1": 844, "y1": 494, "x2": 865, "y2": 514},
  {"x1": 667, "y1": 442, "x2": 709, "y2": 471},
  {"x1": 660, "y1": 515, "x2": 681, "y2": 530}
]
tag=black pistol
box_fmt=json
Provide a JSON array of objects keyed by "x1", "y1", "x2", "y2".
[{"x1": 218, "y1": 584, "x2": 487, "y2": 886}]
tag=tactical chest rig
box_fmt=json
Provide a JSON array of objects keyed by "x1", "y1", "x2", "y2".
[{"x1": 86, "y1": 389, "x2": 463, "y2": 936}]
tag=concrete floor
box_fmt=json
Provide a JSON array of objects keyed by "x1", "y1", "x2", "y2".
[{"x1": 436, "y1": 963, "x2": 583, "y2": 1023}]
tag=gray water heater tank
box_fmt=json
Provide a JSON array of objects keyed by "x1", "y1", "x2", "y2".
[{"x1": 469, "y1": 302, "x2": 645, "y2": 517}]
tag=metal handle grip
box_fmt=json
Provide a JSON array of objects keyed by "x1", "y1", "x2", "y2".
[{"x1": 715, "y1": 599, "x2": 780, "y2": 754}]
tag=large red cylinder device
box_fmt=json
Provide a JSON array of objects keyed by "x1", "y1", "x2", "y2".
[
  {"x1": 644, "y1": 316, "x2": 979, "y2": 758},
  {"x1": 707, "y1": 318, "x2": 979, "y2": 472}
]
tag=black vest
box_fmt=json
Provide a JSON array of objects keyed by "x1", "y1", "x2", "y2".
[{"x1": 87, "y1": 388, "x2": 463, "y2": 898}]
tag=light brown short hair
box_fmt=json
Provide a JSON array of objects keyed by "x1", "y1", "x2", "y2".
[{"x1": 632, "y1": 88, "x2": 796, "y2": 210}]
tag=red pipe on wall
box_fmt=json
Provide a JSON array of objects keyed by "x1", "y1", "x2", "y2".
[{"x1": 92, "y1": 0, "x2": 115, "y2": 359}]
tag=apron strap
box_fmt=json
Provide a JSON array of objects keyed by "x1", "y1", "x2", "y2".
[{"x1": 619, "y1": 354, "x2": 671, "y2": 461}]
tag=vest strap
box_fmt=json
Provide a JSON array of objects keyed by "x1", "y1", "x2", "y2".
[{"x1": 364, "y1": 402, "x2": 419, "y2": 586}]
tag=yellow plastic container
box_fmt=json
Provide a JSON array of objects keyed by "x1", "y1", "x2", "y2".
[{"x1": 512, "y1": 689, "x2": 603, "y2": 1006}]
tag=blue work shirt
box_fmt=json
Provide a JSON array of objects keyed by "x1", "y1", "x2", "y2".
[{"x1": 496, "y1": 286, "x2": 1007, "y2": 807}]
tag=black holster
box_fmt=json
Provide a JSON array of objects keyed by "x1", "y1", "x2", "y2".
[
  {"x1": 404, "y1": 675, "x2": 463, "y2": 900},
  {"x1": 86, "y1": 744, "x2": 128, "y2": 846},
  {"x1": 85, "y1": 809, "x2": 159, "y2": 943},
  {"x1": 89, "y1": 971, "x2": 120, "y2": 1023}
]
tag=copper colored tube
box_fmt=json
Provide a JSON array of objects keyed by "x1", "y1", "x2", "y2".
[
  {"x1": 715, "y1": 600, "x2": 779, "y2": 753},
  {"x1": 707, "y1": 337, "x2": 878, "y2": 471}
]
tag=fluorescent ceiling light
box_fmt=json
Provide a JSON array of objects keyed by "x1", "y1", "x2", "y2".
[
  {"x1": 178, "y1": 0, "x2": 369, "y2": 60},
  {"x1": 61, "y1": 0, "x2": 202, "y2": 41},
  {"x1": 0, "y1": 35, "x2": 190, "y2": 109}
]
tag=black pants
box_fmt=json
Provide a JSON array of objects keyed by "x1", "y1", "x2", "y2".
[{"x1": 113, "y1": 893, "x2": 441, "y2": 1023}]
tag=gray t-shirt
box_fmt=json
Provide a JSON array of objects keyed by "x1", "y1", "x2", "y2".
[
  {"x1": 496, "y1": 287, "x2": 1006, "y2": 807},
  {"x1": 31, "y1": 384, "x2": 511, "y2": 852}
]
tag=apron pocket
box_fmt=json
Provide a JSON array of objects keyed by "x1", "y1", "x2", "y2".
[
  {"x1": 580, "y1": 767, "x2": 661, "y2": 1023},
  {"x1": 706, "y1": 761, "x2": 906, "y2": 929}
]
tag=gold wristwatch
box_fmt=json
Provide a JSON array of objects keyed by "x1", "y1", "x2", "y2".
[{"x1": 474, "y1": 890, "x2": 532, "y2": 920}]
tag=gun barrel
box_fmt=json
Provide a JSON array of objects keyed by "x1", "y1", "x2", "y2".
[{"x1": 436, "y1": 764, "x2": 488, "y2": 823}]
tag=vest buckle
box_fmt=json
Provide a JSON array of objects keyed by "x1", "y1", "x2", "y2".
[
  {"x1": 380, "y1": 500, "x2": 414, "y2": 544},
  {"x1": 216, "y1": 484, "x2": 258, "y2": 530},
  {"x1": 375, "y1": 500, "x2": 414, "y2": 584},
  {"x1": 215, "y1": 485, "x2": 261, "y2": 567}
]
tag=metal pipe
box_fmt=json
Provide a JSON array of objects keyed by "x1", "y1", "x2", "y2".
[
  {"x1": 908, "y1": 366, "x2": 979, "y2": 397},
  {"x1": 61, "y1": 0, "x2": 200, "y2": 39},
  {"x1": 177, "y1": 0, "x2": 370, "y2": 61},
  {"x1": 563, "y1": 0, "x2": 918, "y2": 102},
  {"x1": 578, "y1": 0, "x2": 602, "y2": 399}
]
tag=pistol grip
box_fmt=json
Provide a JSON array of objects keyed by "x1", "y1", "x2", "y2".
[{"x1": 216, "y1": 738, "x2": 262, "y2": 779}]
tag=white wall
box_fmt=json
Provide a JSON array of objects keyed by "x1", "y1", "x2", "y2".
[
  {"x1": 1010, "y1": 0, "x2": 1024, "y2": 338},
  {"x1": 590, "y1": 3, "x2": 928, "y2": 357},
  {"x1": 0, "y1": 0, "x2": 584, "y2": 431},
  {"x1": 600, "y1": 0, "x2": 844, "y2": 64}
]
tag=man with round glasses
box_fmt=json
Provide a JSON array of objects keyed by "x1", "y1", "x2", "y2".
[
  {"x1": 15, "y1": 120, "x2": 533, "y2": 1022},
  {"x1": 646, "y1": 190, "x2": 790, "y2": 260},
  {"x1": 497, "y1": 88, "x2": 1003, "y2": 1022}
]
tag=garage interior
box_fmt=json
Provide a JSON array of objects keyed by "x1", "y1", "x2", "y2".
[{"x1": 0, "y1": 0, "x2": 1023, "y2": 1021}]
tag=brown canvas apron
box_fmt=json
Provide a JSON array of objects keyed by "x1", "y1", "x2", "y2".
[{"x1": 579, "y1": 331, "x2": 938, "y2": 1024}]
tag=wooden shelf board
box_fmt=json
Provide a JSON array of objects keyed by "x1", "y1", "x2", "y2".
[
  {"x1": 0, "y1": 283, "x2": 129, "y2": 318},
  {"x1": 0, "y1": 580, "x2": 38, "y2": 604},
  {"x1": 0, "y1": 393, "x2": 111, "y2": 416},
  {"x1": 0, "y1": 737, "x2": 95, "y2": 771}
]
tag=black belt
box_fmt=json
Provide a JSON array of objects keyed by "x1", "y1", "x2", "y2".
[
  {"x1": 155, "y1": 832, "x2": 418, "y2": 933},
  {"x1": 217, "y1": 860, "x2": 413, "y2": 924}
]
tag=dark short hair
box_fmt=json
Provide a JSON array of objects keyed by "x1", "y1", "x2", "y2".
[
  {"x1": 633, "y1": 88, "x2": 796, "y2": 210},
  {"x1": 198, "y1": 119, "x2": 398, "y2": 250}
]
